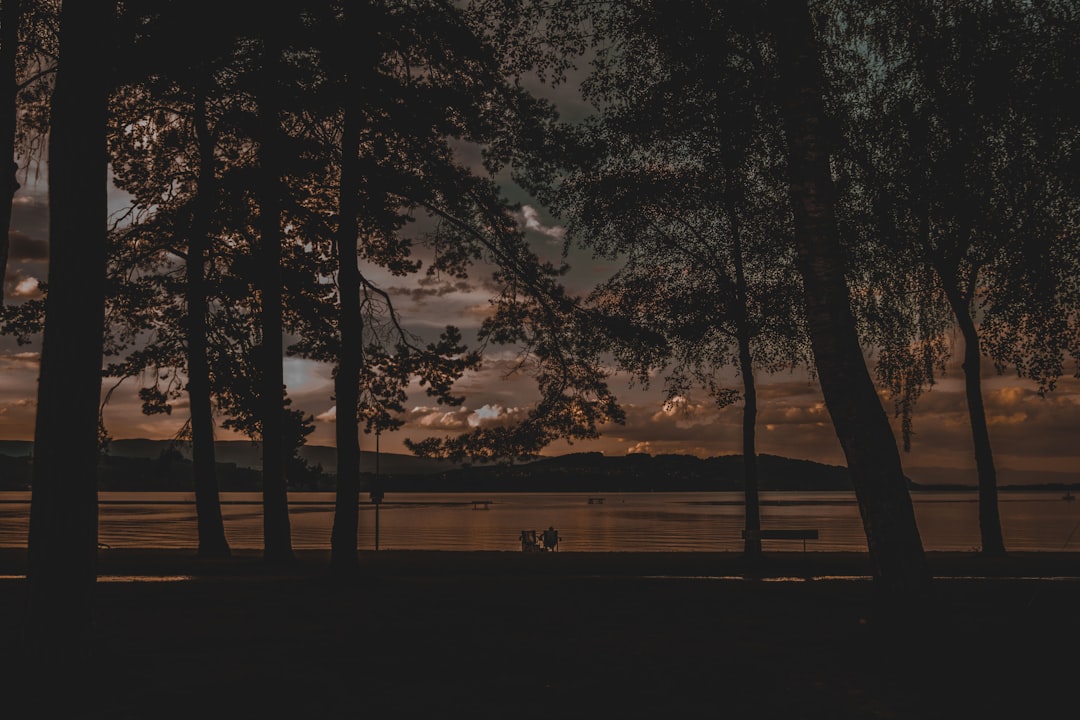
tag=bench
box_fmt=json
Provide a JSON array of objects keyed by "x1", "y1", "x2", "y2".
[
  {"x1": 742, "y1": 528, "x2": 819, "y2": 552},
  {"x1": 471, "y1": 500, "x2": 491, "y2": 510}
]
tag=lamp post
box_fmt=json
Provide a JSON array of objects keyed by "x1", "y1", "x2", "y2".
[{"x1": 370, "y1": 427, "x2": 382, "y2": 550}]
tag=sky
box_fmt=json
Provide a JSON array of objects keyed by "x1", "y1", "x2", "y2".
[
  {"x1": 2, "y1": 53, "x2": 1078, "y2": 488},
  {"x1": 3, "y1": 171, "x2": 1079, "y2": 487}
]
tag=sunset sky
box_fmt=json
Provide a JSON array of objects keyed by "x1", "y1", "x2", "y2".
[
  {"x1": 3, "y1": 168, "x2": 1079, "y2": 488},
  {"x1": 2, "y1": 53, "x2": 1078, "y2": 488}
]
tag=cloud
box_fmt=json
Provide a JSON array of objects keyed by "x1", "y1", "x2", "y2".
[
  {"x1": 10, "y1": 193, "x2": 49, "y2": 240},
  {"x1": 7, "y1": 230, "x2": 48, "y2": 261},
  {"x1": 315, "y1": 406, "x2": 336, "y2": 423},
  {"x1": 283, "y1": 357, "x2": 332, "y2": 395},
  {"x1": 516, "y1": 205, "x2": 566, "y2": 243},
  {"x1": 466, "y1": 403, "x2": 527, "y2": 428},
  {"x1": 651, "y1": 395, "x2": 718, "y2": 429},
  {"x1": 10, "y1": 274, "x2": 42, "y2": 299},
  {"x1": 387, "y1": 277, "x2": 477, "y2": 303},
  {"x1": 0, "y1": 351, "x2": 40, "y2": 371},
  {"x1": 406, "y1": 405, "x2": 473, "y2": 431}
]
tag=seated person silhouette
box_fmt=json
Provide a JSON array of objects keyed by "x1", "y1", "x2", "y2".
[
  {"x1": 542, "y1": 526, "x2": 559, "y2": 552},
  {"x1": 520, "y1": 529, "x2": 538, "y2": 552}
]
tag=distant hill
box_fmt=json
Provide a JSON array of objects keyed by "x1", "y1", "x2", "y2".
[
  {"x1": 381, "y1": 452, "x2": 856, "y2": 493},
  {"x1": 0, "y1": 439, "x2": 458, "y2": 477},
  {"x1": 1, "y1": 439, "x2": 1076, "y2": 492}
]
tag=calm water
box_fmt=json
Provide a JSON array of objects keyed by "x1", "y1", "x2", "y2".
[{"x1": 2, "y1": 491, "x2": 1080, "y2": 552}]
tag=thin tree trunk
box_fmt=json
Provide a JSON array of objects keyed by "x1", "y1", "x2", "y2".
[
  {"x1": 187, "y1": 88, "x2": 229, "y2": 558},
  {"x1": 731, "y1": 218, "x2": 762, "y2": 561},
  {"x1": 738, "y1": 333, "x2": 762, "y2": 560},
  {"x1": 771, "y1": 0, "x2": 930, "y2": 605},
  {"x1": 255, "y1": 33, "x2": 292, "y2": 563},
  {"x1": 0, "y1": 0, "x2": 22, "y2": 306},
  {"x1": 26, "y1": 0, "x2": 113, "y2": 663},
  {"x1": 945, "y1": 286, "x2": 1006, "y2": 557},
  {"x1": 330, "y1": 27, "x2": 363, "y2": 573}
]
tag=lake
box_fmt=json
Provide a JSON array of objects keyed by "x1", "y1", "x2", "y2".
[{"x1": 2, "y1": 490, "x2": 1079, "y2": 552}]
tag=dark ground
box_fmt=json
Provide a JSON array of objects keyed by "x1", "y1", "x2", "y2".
[{"x1": 2, "y1": 550, "x2": 1079, "y2": 719}]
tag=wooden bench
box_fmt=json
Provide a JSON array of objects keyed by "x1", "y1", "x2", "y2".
[
  {"x1": 471, "y1": 500, "x2": 491, "y2": 510},
  {"x1": 742, "y1": 528, "x2": 819, "y2": 552}
]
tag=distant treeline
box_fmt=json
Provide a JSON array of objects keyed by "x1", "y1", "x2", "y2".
[
  {"x1": 0, "y1": 451, "x2": 334, "y2": 492},
  {"x1": 379, "y1": 453, "x2": 857, "y2": 493},
  {"x1": 3, "y1": 450, "x2": 856, "y2": 492},
  {"x1": 4, "y1": 450, "x2": 1075, "y2": 494}
]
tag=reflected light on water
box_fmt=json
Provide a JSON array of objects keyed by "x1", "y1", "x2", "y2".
[{"x1": 3, "y1": 490, "x2": 1080, "y2": 552}]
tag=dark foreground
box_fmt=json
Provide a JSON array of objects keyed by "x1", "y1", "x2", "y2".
[{"x1": 2, "y1": 550, "x2": 1079, "y2": 719}]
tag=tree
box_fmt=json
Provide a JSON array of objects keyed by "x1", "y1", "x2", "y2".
[
  {"x1": 310, "y1": 1, "x2": 562, "y2": 568},
  {"x1": 519, "y1": 3, "x2": 810, "y2": 562},
  {"x1": 839, "y1": 0, "x2": 1080, "y2": 556},
  {"x1": 100, "y1": 2, "x2": 293, "y2": 558},
  {"x1": 477, "y1": 0, "x2": 931, "y2": 601},
  {"x1": 769, "y1": 0, "x2": 930, "y2": 603},
  {"x1": 1, "y1": 0, "x2": 57, "y2": 307},
  {"x1": 0, "y1": 0, "x2": 22, "y2": 302},
  {"x1": 328, "y1": 0, "x2": 366, "y2": 573},
  {"x1": 27, "y1": 0, "x2": 115, "y2": 662},
  {"x1": 185, "y1": 86, "x2": 231, "y2": 557}
]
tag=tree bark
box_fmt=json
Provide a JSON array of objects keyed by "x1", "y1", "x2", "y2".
[
  {"x1": 945, "y1": 285, "x2": 1007, "y2": 557},
  {"x1": 330, "y1": 18, "x2": 363, "y2": 573},
  {"x1": 187, "y1": 88, "x2": 230, "y2": 558},
  {"x1": 771, "y1": 0, "x2": 930, "y2": 604},
  {"x1": 26, "y1": 0, "x2": 113, "y2": 663},
  {"x1": 255, "y1": 31, "x2": 292, "y2": 563},
  {"x1": 0, "y1": 0, "x2": 22, "y2": 306}
]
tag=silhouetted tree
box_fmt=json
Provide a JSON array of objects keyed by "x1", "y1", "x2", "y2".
[
  {"x1": 27, "y1": 0, "x2": 115, "y2": 663},
  {"x1": 327, "y1": 0, "x2": 368, "y2": 573},
  {"x1": 0, "y1": 0, "x2": 22, "y2": 302},
  {"x1": 770, "y1": 0, "x2": 930, "y2": 603},
  {"x1": 1, "y1": 0, "x2": 56, "y2": 307},
  {"x1": 99, "y1": 2, "x2": 285, "y2": 558},
  {"x1": 839, "y1": 0, "x2": 1080, "y2": 557},
  {"x1": 518, "y1": 3, "x2": 810, "y2": 561},
  {"x1": 251, "y1": 11, "x2": 293, "y2": 562},
  {"x1": 308, "y1": 1, "x2": 556, "y2": 568},
  {"x1": 473, "y1": 0, "x2": 931, "y2": 602}
]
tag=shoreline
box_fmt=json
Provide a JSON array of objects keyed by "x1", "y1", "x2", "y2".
[{"x1": 4, "y1": 547, "x2": 1080, "y2": 580}]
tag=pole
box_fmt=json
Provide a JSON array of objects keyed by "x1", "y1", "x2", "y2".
[{"x1": 374, "y1": 428, "x2": 380, "y2": 551}]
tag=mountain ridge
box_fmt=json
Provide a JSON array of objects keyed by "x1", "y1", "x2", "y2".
[{"x1": 1, "y1": 439, "x2": 1076, "y2": 490}]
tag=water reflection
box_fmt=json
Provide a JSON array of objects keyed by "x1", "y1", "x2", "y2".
[{"x1": 2, "y1": 490, "x2": 1079, "y2": 552}]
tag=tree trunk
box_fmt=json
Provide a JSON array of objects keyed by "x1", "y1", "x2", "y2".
[
  {"x1": 187, "y1": 88, "x2": 230, "y2": 558},
  {"x1": 255, "y1": 33, "x2": 292, "y2": 563},
  {"x1": 771, "y1": 0, "x2": 930, "y2": 604},
  {"x1": 731, "y1": 219, "x2": 762, "y2": 561},
  {"x1": 330, "y1": 29, "x2": 363, "y2": 574},
  {"x1": 26, "y1": 0, "x2": 113, "y2": 663},
  {"x1": 0, "y1": 0, "x2": 22, "y2": 306},
  {"x1": 738, "y1": 334, "x2": 762, "y2": 561},
  {"x1": 945, "y1": 286, "x2": 1007, "y2": 557}
]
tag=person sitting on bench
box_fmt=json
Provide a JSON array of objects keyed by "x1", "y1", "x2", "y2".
[
  {"x1": 542, "y1": 526, "x2": 559, "y2": 552},
  {"x1": 520, "y1": 529, "x2": 538, "y2": 552}
]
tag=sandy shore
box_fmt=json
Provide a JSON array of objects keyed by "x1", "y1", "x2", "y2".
[{"x1": 2, "y1": 549, "x2": 1079, "y2": 718}]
